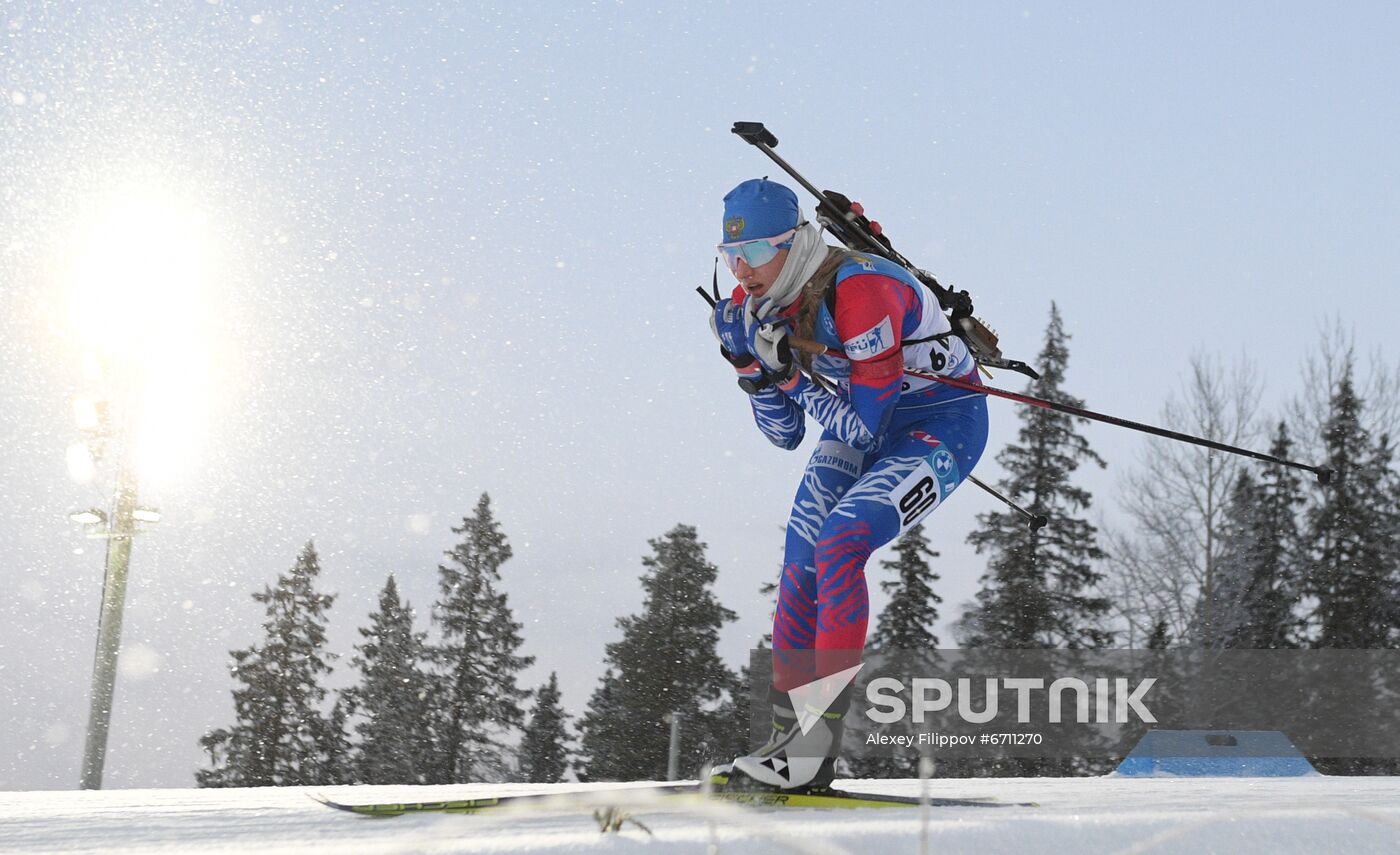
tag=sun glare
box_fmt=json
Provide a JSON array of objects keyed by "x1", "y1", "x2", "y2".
[{"x1": 66, "y1": 185, "x2": 221, "y2": 487}]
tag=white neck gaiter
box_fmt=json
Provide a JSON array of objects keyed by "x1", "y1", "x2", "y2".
[{"x1": 762, "y1": 221, "x2": 828, "y2": 309}]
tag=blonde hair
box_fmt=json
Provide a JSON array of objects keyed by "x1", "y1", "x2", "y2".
[{"x1": 791, "y1": 247, "x2": 848, "y2": 389}]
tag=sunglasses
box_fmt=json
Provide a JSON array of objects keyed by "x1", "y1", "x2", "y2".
[{"x1": 716, "y1": 228, "x2": 796, "y2": 272}]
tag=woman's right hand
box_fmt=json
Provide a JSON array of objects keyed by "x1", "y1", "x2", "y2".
[{"x1": 710, "y1": 298, "x2": 755, "y2": 367}]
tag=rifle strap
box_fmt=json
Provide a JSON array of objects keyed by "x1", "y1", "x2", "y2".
[{"x1": 811, "y1": 248, "x2": 953, "y2": 348}]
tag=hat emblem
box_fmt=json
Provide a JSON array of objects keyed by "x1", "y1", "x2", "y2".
[{"x1": 724, "y1": 216, "x2": 746, "y2": 240}]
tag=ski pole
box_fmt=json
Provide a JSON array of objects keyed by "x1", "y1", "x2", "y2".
[
  {"x1": 785, "y1": 334, "x2": 1333, "y2": 484},
  {"x1": 968, "y1": 475, "x2": 1049, "y2": 531}
]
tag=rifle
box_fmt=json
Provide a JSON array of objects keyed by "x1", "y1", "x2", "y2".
[{"x1": 731, "y1": 121, "x2": 1038, "y2": 380}]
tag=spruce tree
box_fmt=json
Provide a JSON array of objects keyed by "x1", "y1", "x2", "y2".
[
  {"x1": 577, "y1": 668, "x2": 626, "y2": 778},
  {"x1": 1200, "y1": 423, "x2": 1307, "y2": 649},
  {"x1": 428, "y1": 493, "x2": 535, "y2": 783},
  {"x1": 1240, "y1": 424, "x2": 1308, "y2": 647},
  {"x1": 718, "y1": 550, "x2": 788, "y2": 762},
  {"x1": 309, "y1": 697, "x2": 354, "y2": 785},
  {"x1": 348, "y1": 574, "x2": 436, "y2": 784},
  {"x1": 519, "y1": 672, "x2": 572, "y2": 783},
  {"x1": 578, "y1": 524, "x2": 737, "y2": 781},
  {"x1": 870, "y1": 523, "x2": 942, "y2": 650},
  {"x1": 1146, "y1": 618, "x2": 1171, "y2": 649},
  {"x1": 961, "y1": 304, "x2": 1111, "y2": 649},
  {"x1": 722, "y1": 552, "x2": 784, "y2": 753},
  {"x1": 1300, "y1": 366, "x2": 1400, "y2": 773},
  {"x1": 1191, "y1": 471, "x2": 1258, "y2": 648},
  {"x1": 198, "y1": 541, "x2": 340, "y2": 786},
  {"x1": 1305, "y1": 368, "x2": 1400, "y2": 649},
  {"x1": 846, "y1": 525, "x2": 943, "y2": 778},
  {"x1": 712, "y1": 666, "x2": 759, "y2": 767}
]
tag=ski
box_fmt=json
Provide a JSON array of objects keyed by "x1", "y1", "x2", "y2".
[
  {"x1": 706, "y1": 787, "x2": 1008, "y2": 809},
  {"x1": 314, "y1": 783, "x2": 1019, "y2": 816},
  {"x1": 312, "y1": 783, "x2": 695, "y2": 817}
]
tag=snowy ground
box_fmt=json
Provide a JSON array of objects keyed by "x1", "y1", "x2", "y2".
[{"x1": 3, "y1": 776, "x2": 1400, "y2": 855}]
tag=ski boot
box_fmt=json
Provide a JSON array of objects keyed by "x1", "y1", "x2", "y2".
[{"x1": 712, "y1": 685, "x2": 847, "y2": 793}]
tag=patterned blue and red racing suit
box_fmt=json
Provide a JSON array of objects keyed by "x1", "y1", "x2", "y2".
[{"x1": 734, "y1": 251, "x2": 989, "y2": 690}]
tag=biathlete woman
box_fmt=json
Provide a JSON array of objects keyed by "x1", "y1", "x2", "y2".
[{"x1": 707, "y1": 178, "x2": 989, "y2": 790}]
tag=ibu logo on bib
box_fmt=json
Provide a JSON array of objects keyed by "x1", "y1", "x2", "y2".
[{"x1": 844, "y1": 317, "x2": 896, "y2": 359}]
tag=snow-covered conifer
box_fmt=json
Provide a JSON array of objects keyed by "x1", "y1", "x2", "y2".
[
  {"x1": 347, "y1": 574, "x2": 435, "y2": 783},
  {"x1": 427, "y1": 493, "x2": 534, "y2": 783},
  {"x1": 198, "y1": 541, "x2": 339, "y2": 786},
  {"x1": 961, "y1": 304, "x2": 1111, "y2": 649},
  {"x1": 578, "y1": 525, "x2": 736, "y2": 781},
  {"x1": 519, "y1": 672, "x2": 572, "y2": 783}
]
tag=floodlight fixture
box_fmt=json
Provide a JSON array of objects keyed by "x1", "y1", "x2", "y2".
[
  {"x1": 69, "y1": 509, "x2": 108, "y2": 526},
  {"x1": 131, "y1": 507, "x2": 162, "y2": 524}
]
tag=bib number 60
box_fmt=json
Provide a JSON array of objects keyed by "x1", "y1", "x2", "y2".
[{"x1": 893, "y1": 462, "x2": 942, "y2": 530}]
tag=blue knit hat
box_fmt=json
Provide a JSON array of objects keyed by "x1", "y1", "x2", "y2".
[{"x1": 721, "y1": 178, "x2": 799, "y2": 243}]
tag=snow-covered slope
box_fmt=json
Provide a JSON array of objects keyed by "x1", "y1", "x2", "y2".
[{"x1": 3, "y1": 777, "x2": 1399, "y2": 854}]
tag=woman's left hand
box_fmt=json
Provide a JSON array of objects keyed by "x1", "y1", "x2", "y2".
[{"x1": 744, "y1": 298, "x2": 795, "y2": 376}]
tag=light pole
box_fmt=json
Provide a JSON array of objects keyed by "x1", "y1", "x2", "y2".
[
  {"x1": 64, "y1": 186, "x2": 208, "y2": 789},
  {"x1": 665, "y1": 711, "x2": 683, "y2": 781},
  {"x1": 70, "y1": 401, "x2": 159, "y2": 790}
]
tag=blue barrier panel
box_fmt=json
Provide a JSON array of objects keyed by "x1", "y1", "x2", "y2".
[{"x1": 1115, "y1": 729, "x2": 1318, "y2": 777}]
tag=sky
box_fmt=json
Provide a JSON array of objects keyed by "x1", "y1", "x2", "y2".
[{"x1": 1, "y1": 1, "x2": 1398, "y2": 790}]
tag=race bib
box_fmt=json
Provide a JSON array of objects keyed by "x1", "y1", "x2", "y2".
[{"x1": 890, "y1": 447, "x2": 962, "y2": 532}]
